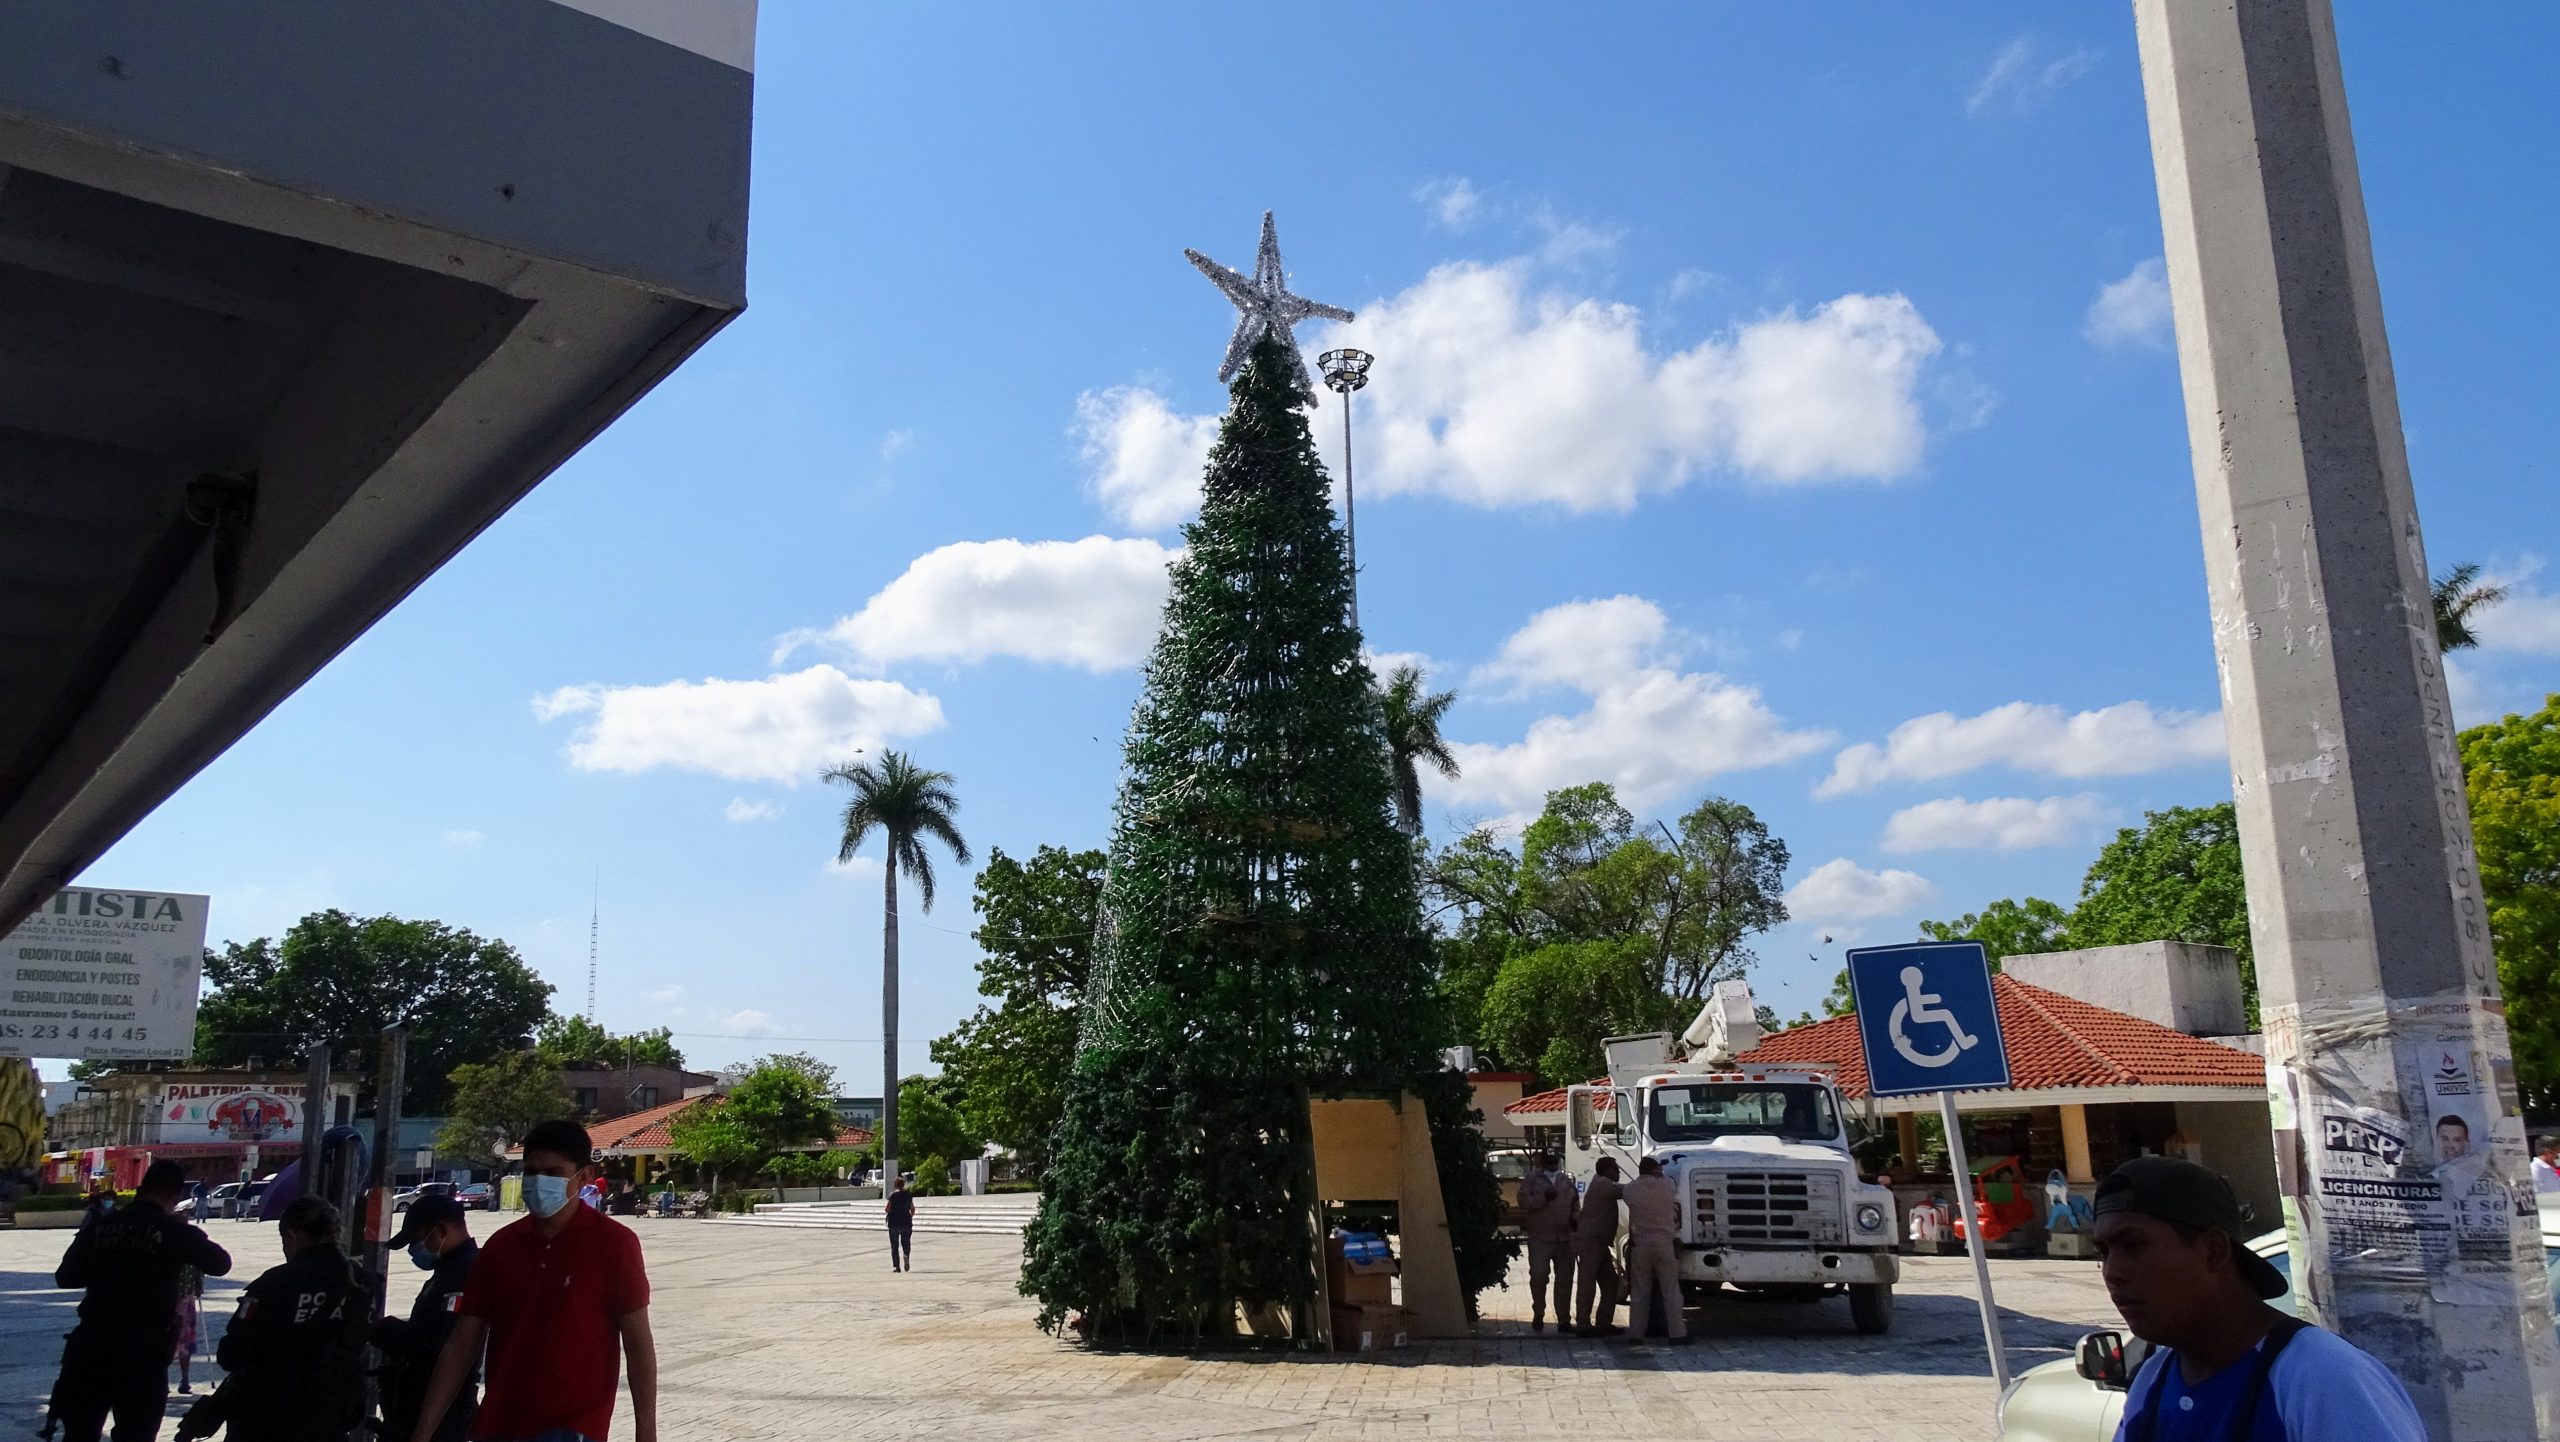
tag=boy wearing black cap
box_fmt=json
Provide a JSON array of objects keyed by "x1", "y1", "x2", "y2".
[
  {"x1": 2090, "y1": 1156, "x2": 2423, "y2": 1441},
  {"x1": 377, "y1": 1194, "x2": 480, "y2": 1442}
]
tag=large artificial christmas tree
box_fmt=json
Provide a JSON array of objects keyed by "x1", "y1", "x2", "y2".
[{"x1": 1021, "y1": 219, "x2": 1502, "y2": 1345}]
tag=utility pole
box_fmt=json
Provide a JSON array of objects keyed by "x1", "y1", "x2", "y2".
[
  {"x1": 2133, "y1": 1, "x2": 2559, "y2": 1434},
  {"x1": 1318, "y1": 347, "x2": 1374, "y2": 633}
]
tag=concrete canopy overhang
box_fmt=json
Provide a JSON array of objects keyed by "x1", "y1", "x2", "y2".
[{"x1": 0, "y1": 1, "x2": 755, "y2": 929}]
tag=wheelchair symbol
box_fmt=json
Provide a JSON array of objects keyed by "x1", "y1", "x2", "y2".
[{"x1": 1888, "y1": 965, "x2": 1980, "y2": 1069}]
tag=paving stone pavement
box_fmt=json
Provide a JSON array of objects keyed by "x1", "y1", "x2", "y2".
[{"x1": 1, "y1": 1214, "x2": 2123, "y2": 1441}]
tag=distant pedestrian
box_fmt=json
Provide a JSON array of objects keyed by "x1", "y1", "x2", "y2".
[
  {"x1": 376, "y1": 1193, "x2": 480, "y2": 1442},
  {"x1": 169, "y1": 1265, "x2": 201, "y2": 1394},
  {"x1": 886, "y1": 1177, "x2": 915, "y2": 1272},
  {"x1": 410, "y1": 1118, "x2": 657, "y2": 1442},
  {"x1": 2533, "y1": 1136, "x2": 2560, "y2": 1195},
  {"x1": 178, "y1": 1196, "x2": 366, "y2": 1442},
  {"x1": 50, "y1": 1158, "x2": 232, "y2": 1442},
  {"x1": 2092, "y1": 1156, "x2": 2423, "y2": 1441},
  {"x1": 1620, "y1": 1156, "x2": 1688, "y2": 1346},
  {"x1": 1516, "y1": 1150, "x2": 1576, "y2": 1333},
  {"x1": 579, "y1": 1177, "x2": 604, "y2": 1211},
  {"x1": 1571, "y1": 1156, "x2": 1624, "y2": 1337}
]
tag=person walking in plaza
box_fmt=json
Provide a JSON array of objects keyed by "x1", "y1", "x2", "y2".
[
  {"x1": 168, "y1": 1264, "x2": 201, "y2": 1395},
  {"x1": 409, "y1": 1118, "x2": 657, "y2": 1442},
  {"x1": 1620, "y1": 1156, "x2": 1688, "y2": 1346},
  {"x1": 886, "y1": 1176, "x2": 916, "y2": 1272},
  {"x1": 1571, "y1": 1156, "x2": 1624, "y2": 1337},
  {"x1": 50, "y1": 1158, "x2": 232, "y2": 1442},
  {"x1": 375, "y1": 1193, "x2": 481, "y2": 1442},
  {"x1": 2091, "y1": 1156, "x2": 2424, "y2": 1441},
  {"x1": 178, "y1": 1196, "x2": 367, "y2": 1442},
  {"x1": 1516, "y1": 1150, "x2": 1577, "y2": 1333}
]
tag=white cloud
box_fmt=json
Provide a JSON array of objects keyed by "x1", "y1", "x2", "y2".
[
  {"x1": 879, "y1": 429, "x2": 912, "y2": 460},
  {"x1": 721, "y1": 1009, "x2": 782, "y2": 1037},
  {"x1": 782, "y1": 536, "x2": 1175, "y2": 673},
  {"x1": 534, "y1": 665, "x2": 944, "y2": 785},
  {"x1": 1074, "y1": 386, "x2": 1220, "y2": 530},
  {"x1": 1321, "y1": 263, "x2": 1945, "y2": 509},
  {"x1": 1881, "y1": 794, "x2": 2110, "y2": 853},
  {"x1": 2086, "y1": 258, "x2": 2173, "y2": 349},
  {"x1": 1787, "y1": 859, "x2": 1937, "y2": 923},
  {"x1": 724, "y1": 798, "x2": 780, "y2": 824},
  {"x1": 1967, "y1": 37, "x2": 2099, "y2": 116},
  {"x1": 1415, "y1": 176, "x2": 1483, "y2": 231},
  {"x1": 1818, "y1": 700, "x2": 2225, "y2": 798},
  {"x1": 1528, "y1": 206, "x2": 1625, "y2": 269},
  {"x1": 1667, "y1": 268, "x2": 1725, "y2": 301},
  {"x1": 440, "y1": 828, "x2": 483, "y2": 849},
  {"x1": 2475, "y1": 557, "x2": 2560, "y2": 656},
  {"x1": 646, "y1": 983, "x2": 687, "y2": 1007},
  {"x1": 822, "y1": 855, "x2": 883, "y2": 883},
  {"x1": 1365, "y1": 649, "x2": 1437, "y2": 682},
  {"x1": 1446, "y1": 597, "x2": 1830, "y2": 814}
]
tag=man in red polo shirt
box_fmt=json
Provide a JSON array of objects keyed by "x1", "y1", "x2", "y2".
[{"x1": 409, "y1": 1119, "x2": 657, "y2": 1442}]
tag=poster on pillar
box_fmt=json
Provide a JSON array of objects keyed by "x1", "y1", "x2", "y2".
[
  {"x1": 2403, "y1": 1036, "x2": 2540, "y2": 1307},
  {"x1": 0, "y1": 888, "x2": 207, "y2": 1061}
]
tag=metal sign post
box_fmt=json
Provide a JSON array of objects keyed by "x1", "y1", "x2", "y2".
[{"x1": 1849, "y1": 941, "x2": 2013, "y2": 1400}]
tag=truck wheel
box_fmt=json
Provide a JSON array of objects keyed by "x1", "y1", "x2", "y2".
[{"x1": 1849, "y1": 1282, "x2": 1894, "y2": 1334}]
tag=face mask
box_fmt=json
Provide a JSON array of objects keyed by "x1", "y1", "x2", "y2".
[
  {"x1": 408, "y1": 1241, "x2": 439, "y2": 1271},
  {"x1": 524, "y1": 1174, "x2": 573, "y2": 1218}
]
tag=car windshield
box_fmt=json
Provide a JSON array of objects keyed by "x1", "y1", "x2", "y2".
[
  {"x1": 1648, "y1": 1082, "x2": 1839, "y2": 1143},
  {"x1": 1486, "y1": 1153, "x2": 1531, "y2": 1181}
]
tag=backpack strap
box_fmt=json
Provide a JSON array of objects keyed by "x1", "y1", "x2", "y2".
[{"x1": 2224, "y1": 1316, "x2": 2312, "y2": 1442}]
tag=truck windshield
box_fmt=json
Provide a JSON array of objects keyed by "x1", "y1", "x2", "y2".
[{"x1": 1648, "y1": 1083, "x2": 1839, "y2": 1143}]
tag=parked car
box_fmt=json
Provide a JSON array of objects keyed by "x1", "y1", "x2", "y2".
[
  {"x1": 190, "y1": 1179, "x2": 269, "y2": 1222},
  {"x1": 1485, "y1": 1148, "x2": 1534, "y2": 1234},
  {"x1": 1996, "y1": 1207, "x2": 2560, "y2": 1441},
  {"x1": 456, "y1": 1182, "x2": 497, "y2": 1211},
  {"x1": 391, "y1": 1181, "x2": 458, "y2": 1213}
]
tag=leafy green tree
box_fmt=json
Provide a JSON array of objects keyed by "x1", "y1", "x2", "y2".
[
  {"x1": 724, "y1": 1058, "x2": 841, "y2": 1156},
  {"x1": 196, "y1": 911, "x2": 553, "y2": 1112},
  {"x1": 1380, "y1": 664, "x2": 1461, "y2": 836},
  {"x1": 667, "y1": 1103, "x2": 760, "y2": 1190},
  {"x1": 2462, "y1": 695, "x2": 2560, "y2": 1106},
  {"x1": 437, "y1": 1053, "x2": 571, "y2": 1166},
  {"x1": 928, "y1": 845, "x2": 1104, "y2": 1172},
  {"x1": 733, "y1": 1051, "x2": 836, "y2": 1093},
  {"x1": 1023, "y1": 336, "x2": 1501, "y2": 1342},
  {"x1": 824, "y1": 750, "x2": 970, "y2": 1185},
  {"x1": 896, "y1": 1075, "x2": 981, "y2": 1167},
  {"x1": 534, "y1": 1015, "x2": 686, "y2": 1069},
  {"x1": 2069, "y1": 803, "x2": 2256, "y2": 1017},
  {"x1": 1812, "y1": 896, "x2": 2073, "y2": 1018},
  {"x1": 910, "y1": 1152, "x2": 958, "y2": 1197},
  {"x1": 2433, "y1": 562, "x2": 2508, "y2": 652},
  {"x1": 1427, "y1": 784, "x2": 1791, "y2": 1074}
]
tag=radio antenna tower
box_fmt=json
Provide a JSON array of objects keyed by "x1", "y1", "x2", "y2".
[{"x1": 586, "y1": 886, "x2": 599, "y2": 1020}]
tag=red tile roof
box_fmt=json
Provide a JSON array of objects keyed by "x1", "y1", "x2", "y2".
[
  {"x1": 1737, "y1": 975, "x2": 2263, "y2": 1099},
  {"x1": 1506, "y1": 1081, "x2": 1610, "y2": 1118},
  {"x1": 508, "y1": 1096, "x2": 875, "y2": 1156},
  {"x1": 1503, "y1": 976, "x2": 2261, "y2": 1117}
]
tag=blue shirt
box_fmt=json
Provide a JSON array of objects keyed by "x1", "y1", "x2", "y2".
[{"x1": 2115, "y1": 1324, "x2": 2425, "y2": 1442}]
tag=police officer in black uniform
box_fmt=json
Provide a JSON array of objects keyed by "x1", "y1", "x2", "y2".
[
  {"x1": 374, "y1": 1194, "x2": 479, "y2": 1442},
  {"x1": 51, "y1": 1159, "x2": 233, "y2": 1442},
  {"x1": 179, "y1": 1196, "x2": 367, "y2": 1442}
]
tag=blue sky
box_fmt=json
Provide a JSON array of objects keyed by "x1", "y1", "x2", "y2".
[{"x1": 61, "y1": 5, "x2": 2559, "y2": 1089}]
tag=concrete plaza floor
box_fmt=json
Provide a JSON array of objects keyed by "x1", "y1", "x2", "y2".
[{"x1": 2, "y1": 1213, "x2": 2124, "y2": 1441}]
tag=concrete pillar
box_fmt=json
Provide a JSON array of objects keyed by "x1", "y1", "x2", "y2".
[
  {"x1": 2060, "y1": 1104, "x2": 2095, "y2": 1185},
  {"x1": 2133, "y1": 1, "x2": 2560, "y2": 1434}
]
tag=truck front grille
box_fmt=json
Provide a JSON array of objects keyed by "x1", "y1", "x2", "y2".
[{"x1": 1692, "y1": 1169, "x2": 1844, "y2": 1247}]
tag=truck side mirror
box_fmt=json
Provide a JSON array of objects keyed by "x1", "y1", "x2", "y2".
[
  {"x1": 2074, "y1": 1330, "x2": 2130, "y2": 1390},
  {"x1": 1568, "y1": 1091, "x2": 1595, "y2": 1150}
]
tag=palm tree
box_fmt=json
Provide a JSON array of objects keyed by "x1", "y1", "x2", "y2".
[
  {"x1": 823, "y1": 750, "x2": 969, "y2": 1185},
  {"x1": 2433, "y1": 563, "x2": 2508, "y2": 653},
  {"x1": 1379, "y1": 663, "x2": 1461, "y2": 836}
]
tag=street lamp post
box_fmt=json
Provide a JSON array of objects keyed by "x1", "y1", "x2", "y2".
[{"x1": 1317, "y1": 347, "x2": 1373, "y2": 633}]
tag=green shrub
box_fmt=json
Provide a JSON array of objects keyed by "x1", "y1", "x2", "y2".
[
  {"x1": 13, "y1": 1192, "x2": 89, "y2": 1213},
  {"x1": 909, "y1": 1153, "x2": 956, "y2": 1197}
]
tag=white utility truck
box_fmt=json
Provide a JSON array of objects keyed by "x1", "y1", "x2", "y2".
[{"x1": 1564, "y1": 979, "x2": 1901, "y2": 1333}]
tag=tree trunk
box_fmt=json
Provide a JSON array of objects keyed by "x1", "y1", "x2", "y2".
[{"x1": 881, "y1": 848, "x2": 901, "y2": 1186}]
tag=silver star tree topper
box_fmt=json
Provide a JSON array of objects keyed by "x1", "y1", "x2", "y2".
[{"x1": 1185, "y1": 211, "x2": 1355, "y2": 400}]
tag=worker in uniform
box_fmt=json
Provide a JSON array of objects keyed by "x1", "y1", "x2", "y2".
[
  {"x1": 179, "y1": 1196, "x2": 367, "y2": 1442},
  {"x1": 1621, "y1": 1156, "x2": 1689, "y2": 1346},
  {"x1": 375, "y1": 1194, "x2": 480, "y2": 1442},
  {"x1": 1571, "y1": 1156, "x2": 1625, "y2": 1337},
  {"x1": 1516, "y1": 1150, "x2": 1577, "y2": 1333},
  {"x1": 50, "y1": 1159, "x2": 234, "y2": 1442}
]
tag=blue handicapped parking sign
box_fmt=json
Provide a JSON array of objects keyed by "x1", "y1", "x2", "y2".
[{"x1": 1850, "y1": 941, "x2": 2010, "y2": 1098}]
